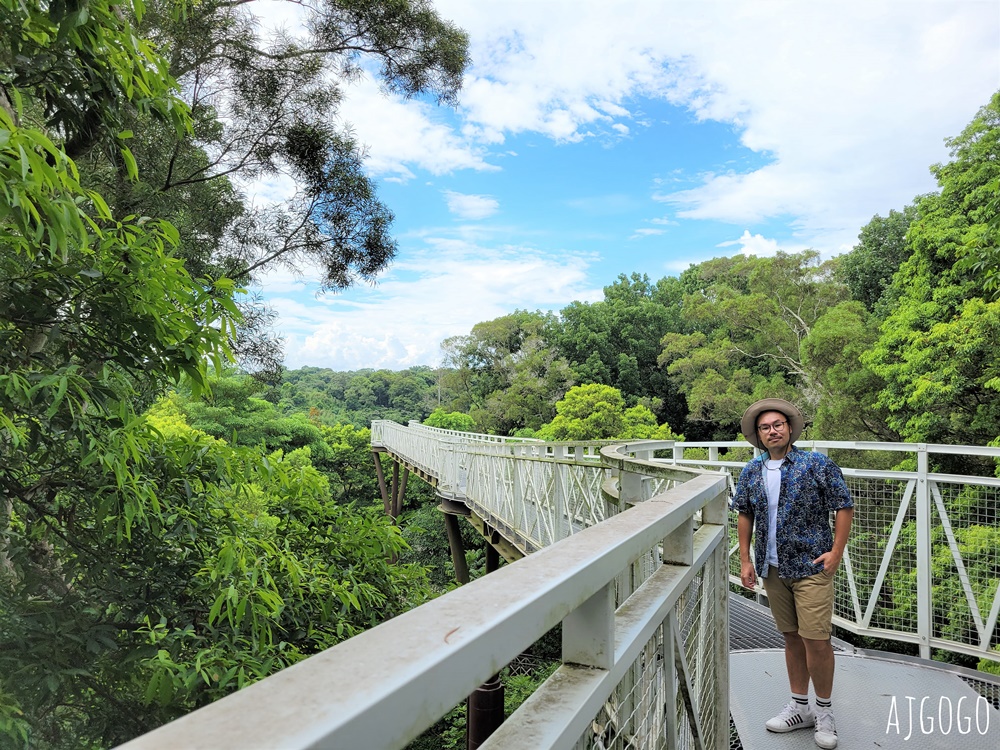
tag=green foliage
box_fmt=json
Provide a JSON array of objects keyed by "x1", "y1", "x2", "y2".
[
  {"x1": 281, "y1": 365, "x2": 443, "y2": 426},
  {"x1": 978, "y1": 646, "x2": 1000, "y2": 675},
  {"x1": 397, "y1": 502, "x2": 486, "y2": 589},
  {"x1": 799, "y1": 301, "x2": 897, "y2": 440},
  {"x1": 57, "y1": 0, "x2": 471, "y2": 378},
  {"x1": 2, "y1": 405, "x2": 429, "y2": 748},
  {"x1": 442, "y1": 309, "x2": 572, "y2": 434},
  {"x1": 553, "y1": 273, "x2": 687, "y2": 428},
  {"x1": 865, "y1": 92, "x2": 1000, "y2": 446},
  {"x1": 170, "y1": 374, "x2": 384, "y2": 502},
  {"x1": 425, "y1": 407, "x2": 476, "y2": 432},
  {"x1": 881, "y1": 505, "x2": 1000, "y2": 656},
  {"x1": 0, "y1": 1, "x2": 467, "y2": 744},
  {"x1": 660, "y1": 251, "x2": 849, "y2": 438},
  {"x1": 838, "y1": 206, "x2": 917, "y2": 314},
  {"x1": 535, "y1": 384, "x2": 681, "y2": 441},
  {"x1": 0, "y1": 0, "x2": 189, "y2": 159}
]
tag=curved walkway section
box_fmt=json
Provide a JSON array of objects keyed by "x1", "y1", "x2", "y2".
[{"x1": 728, "y1": 594, "x2": 1000, "y2": 748}]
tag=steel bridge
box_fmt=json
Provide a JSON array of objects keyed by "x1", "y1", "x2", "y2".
[{"x1": 120, "y1": 421, "x2": 1000, "y2": 749}]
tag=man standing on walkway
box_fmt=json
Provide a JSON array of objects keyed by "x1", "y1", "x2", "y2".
[{"x1": 733, "y1": 398, "x2": 854, "y2": 750}]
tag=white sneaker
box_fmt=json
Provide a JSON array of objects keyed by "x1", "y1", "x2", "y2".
[
  {"x1": 814, "y1": 711, "x2": 838, "y2": 749},
  {"x1": 765, "y1": 701, "x2": 815, "y2": 733}
]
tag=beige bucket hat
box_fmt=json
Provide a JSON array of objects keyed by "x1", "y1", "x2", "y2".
[{"x1": 740, "y1": 398, "x2": 805, "y2": 448}]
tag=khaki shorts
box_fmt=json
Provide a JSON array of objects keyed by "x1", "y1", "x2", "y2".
[{"x1": 763, "y1": 567, "x2": 835, "y2": 640}]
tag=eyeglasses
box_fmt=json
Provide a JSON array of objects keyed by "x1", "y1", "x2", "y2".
[{"x1": 757, "y1": 420, "x2": 787, "y2": 434}]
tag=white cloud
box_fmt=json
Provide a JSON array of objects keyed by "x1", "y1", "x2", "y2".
[
  {"x1": 435, "y1": 0, "x2": 998, "y2": 252},
  {"x1": 443, "y1": 190, "x2": 500, "y2": 220},
  {"x1": 630, "y1": 228, "x2": 666, "y2": 240},
  {"x1": 335, "y1": 75, "x2": 498, "y2": 181},
  {"x1": 274, "y1": 240, "x2": 603, "y2": 370},
  {"x1": 717, "y1": 230, "x2": 782, "y2": 257},
  {"x1": 242, "y1": 1, "x2": 1000, "y2": 370}
]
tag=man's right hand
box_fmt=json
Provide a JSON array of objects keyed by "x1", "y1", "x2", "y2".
[{"x1": 740, "y1": 560, "x2": 757, "y2": 589}]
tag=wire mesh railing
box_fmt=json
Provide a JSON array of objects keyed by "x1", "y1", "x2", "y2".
[
  {"x1": 370, "y1": 423, "x2": 1000, "y2": 748},
  {"x1": 670, "y1": 440, "x2": 1000, "y2": 664}
]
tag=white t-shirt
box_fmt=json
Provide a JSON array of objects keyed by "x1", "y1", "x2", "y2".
[{"x1": 765, "y1": 458, "x2": 783, "y2": 566}]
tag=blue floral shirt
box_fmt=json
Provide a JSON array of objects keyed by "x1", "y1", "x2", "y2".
[{"x1": 733, "y1": 446, "x2": 853, "y2": 579}]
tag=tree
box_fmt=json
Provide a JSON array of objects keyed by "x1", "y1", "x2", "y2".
[
  {"x1": 0, "y1": 0, "x2": 189, "y2": 159},
  {"x1": 75, "y1": 0, "x2": 470, "y2": 377},
  {"x1": 441, "y1": 310, "x2": 572, "y2": 434},
  {"x1": 799, "y1": 301, "x2": 898, "y2": 441},
  {"x1": 425, "y1": 408, "x2": 476, "y2": 432},
  {"x1": 0, "y1": 2, "x2": 240, "y2": 742},
  {"x1": 534, "y1": 384, "x2": 681, "y2": 442},
  {"x1": 1, "y1": 2, "x2": 458, "y2": 744},
  {"x1": 553, "y1": 273, "x2": 687, "y2": 427},
  {"x1": 864, "y1": 92, "x2": 1000, "y2": 448},
  {"x1": 660, "y1": 251, "x2": 848, "y2": 438},
  {"x1": 2, "y1": 398, "x2": 428, "y2": 747},
  {"x1": 838, "y1": 206, "x2": 917, "y2": 314}
]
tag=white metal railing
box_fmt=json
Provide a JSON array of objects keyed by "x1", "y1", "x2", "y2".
[
  {"x1": 372, "y1": 420, "x2": 541, "y2": 497},
  {"x1": 374, "y1": 423, "x2": 1000, "y2": 664},
  {"x1": 117, "y1": 438, "x2": 731, "y2": 750},
  {"x1": 665, "y1": 440, "x2": 1000, "y2": 663},
  {"x1": 463, "y1": 441, "x2": 614, "y2": 552}
]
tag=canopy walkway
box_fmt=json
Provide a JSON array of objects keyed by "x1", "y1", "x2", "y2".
[{"x1": 120, "y1": 421, "x2": 1000, "y2": 749}]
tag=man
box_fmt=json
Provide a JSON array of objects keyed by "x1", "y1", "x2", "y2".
[{"x1": 733, "y1": 399, "x2": 853, "y2": 750}]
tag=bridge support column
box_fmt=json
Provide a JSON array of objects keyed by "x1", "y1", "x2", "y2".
[
  {"x1": 372, "y1": 451, "x2": 391, "y2": 516},
  {"x1": 394, "y1": 467, "x2": 409, "y2": 519},
  {"x1": 486, "y1": 541, "x2": 499, "y2": 574},
  {"x1": 442, "y1": 512, "x2": 470, "y2": 585},
  {"x1": 467, "y1": 673, "x2": 504, "y2": 750},
  {"x1": 466, "y1": 540, "x2": 505, "y2": 749},
  {"x1": 390, "y1": 461, "x2": 399, "y2": 517}
]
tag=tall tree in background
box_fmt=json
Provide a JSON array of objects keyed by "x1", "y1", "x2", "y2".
[
  {"x1": 658, "y1": 251, "x2": 848, "y2": 437},
  {"x1": 80, "y1": 0, "x2": 469, "y2": 378},
  {"x1": 441, "y1": 310, "x2": 572, "y2": 434},
  {"x1": 553, "y1": 273, "x2": 687, "y2": 428},
  {"x1": 865, "y1": 92, "x2": 1000, "y2": 447},
  {"x1": 0, "y1": 1, "x2": 466, "y2": 745},
  {"x1": 838, "y1": 206, "x2": 917, "y2": 314},
  {"x1": 532, "y1": 384, "x2": 681, "y2": 442}
]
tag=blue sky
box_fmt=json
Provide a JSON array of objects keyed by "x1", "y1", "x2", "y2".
[{"x1": 251, "y1": 0, "x2": 1000, "y2": 372}]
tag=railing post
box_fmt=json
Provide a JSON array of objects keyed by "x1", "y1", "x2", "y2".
[
  {"x1": 663, "y1": 611, "x2": 678, "y2": 750},
  {"x1": 663, "y1": 517, "x2": 694, "y2": 566},
  {"x1": 552, "y1": 445, "x2": 568, "y2": 541},
  {"x1": 620, "y1": 446, "x2": 652, "y2": 506},
  {"x1": 916, "y1": 444, "x2": 932, "y2": 660},
  {"x1": 711, "y1": 493, "x2": 730, "y2": 746},
  {"x1": 511, "y1": 446, "x2": 524, "y2": 529},
  {"x1": 562, "y1": 582, "x2": 615, "y2": 670}
]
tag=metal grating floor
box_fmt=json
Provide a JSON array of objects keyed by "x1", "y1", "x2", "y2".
[
  {"x1": 727, "y1": 593, "x2": 1000, "y2": 749},
  {"x1": 728, "y1": 593, "x2": 853, "y2": 653}
]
